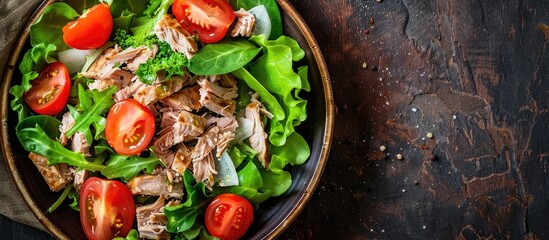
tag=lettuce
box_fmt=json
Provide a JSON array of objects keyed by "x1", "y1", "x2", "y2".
[
  {"x1": 236, "y1": 0, "x2": 283, "y2": 40},
  {"x1": 30, "y1": 3, "x2": 79, "y2": 51},
  {"x1": 233, "y1": 35, "x2": 309, "y2": 147},
  {"x1": 65, "y1": 85, "x2": 116, "y2": 139},
  {"x1": 130, "y1": 0, "x2": 174, "y2": 39},
  {"x1": 101, "y1": 151, "x2": 162, "y2": 181},
  {"x1": 15, "y1": 116, "x2": 105, "y2": 172},
  {"x1": 188, "y1": 40, "x2": 262, "y2": 75},
  {"x1": 248, "y1": 35, "x2": 308, "y2": 146},
  {"x1": 165, "y1": 171, "x2": 211, "y2": 233}
]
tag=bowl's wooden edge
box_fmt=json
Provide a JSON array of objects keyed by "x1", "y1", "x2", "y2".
[
  {"x1": 0, "y1": 0, "x2": 69, "y2": 239},
  {"x1": 266, "y1": 0, "x2": 334, "y2": 239}
]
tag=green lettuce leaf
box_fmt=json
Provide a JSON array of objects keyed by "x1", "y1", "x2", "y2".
[
  {"x1": 227, "y1": 161, "x2": 271, "y2": 204},
  {"x1": 102, "y1": 151, "x2": 162, "y2": 181},
  {"x1": 113, "y1": 229, "x2": 140, "y2": 240},
  {"x1": 245, "y1": 35, "x2": 309, "y2": 146},
  {"x1": 112, "y1": 10, "x2": 135, "y2": 33},
  {"x1": 30, "y1": 3, "x2": 79, "y2": 51},
  {"x1": 165, "y1": 170, "x2": 210, "y2": 233},
  {"x1": 236, "y1": 0, "x2": 282, "y2": 39},
  {"x1": 259, "y1": 168, "x2": 291, "y2": 197},
  {"x1": 65, "y1": 86, "x2": 116, "y2": 138},
  {"x1": 60, "y1": 0, "x2": 99, "y2": 14},
  {"x1": 130, "y1": 0, "x2": 173, "y2": 39},
  {"x1": 174, "y1": 221, "x2": 216, "y2": 240},
  {"x1": 15, "y1": 116, "x2": 104, "y2": 172},
  {"x1": 231, "y1": 68, "x2": 285, "y2": 121},
  {"x1": 107, "y1": 0, "x2": 150, "y2": 18},
  {"x1": 188, "y1": 40, "x2": 262, "y2": 75}
]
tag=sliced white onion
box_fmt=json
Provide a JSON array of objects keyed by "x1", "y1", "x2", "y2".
[
  {"x1": 249, "y1": 5, "x2": 271, "y2": 39},
  {"x1": 234, "y1": 117, "x2": 254, "y2": 143},
  {"x1": 58, "y1": 48, "x2": 96, "y2": 74},
  {"x1": 214, "y1": 151, "x2": 239, "y2": 187}
]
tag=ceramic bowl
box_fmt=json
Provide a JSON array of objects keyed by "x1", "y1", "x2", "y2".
[{"x1": 0, "y1": 0, "x2": 333, "y2": 239}]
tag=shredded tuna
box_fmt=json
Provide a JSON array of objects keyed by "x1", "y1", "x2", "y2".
[
  {"x1": 155, "y1": 110, "x2": 207, "y2": 153},
  {"x1": 219, "y1": 74, "x2": 238, "y2": 88},
  {"x1": 126, "y1": 45, "x2": 159, "y2": 72},
  {"x1": 72, "y1": 169, "x2": 88, "y2": 191},
  {"x1": 232, "y1": 8, "x2": 256, "y2": 37},
  {"x1": 70, "y1": 132, "x2": 91, "y2": 157},
  {"x1": 154, "y1": 14, "x2": 198, "y2": 59},
  {"x1": 174, "y1": 111, "x2": 207, "y2": 141},
  {"x1": 87, "y1": 69, "x2": 134, "y2": 92},
  {"x1": 190, "y1": 125, "x2": 231, "y2": 185},
  {"x1": 136, "y1": 196, "x2": 179, "y2": 240},
  {"x1": 81, "y1": 48, "x2": 120, "y2": 80},
  {"x1": 153, "y1": 147, "x2": 175, "y2": 169},
  {"x1": 127, "y1": 171, "x2": 183, "y2": 199},
  {"x1": 114, "y1": 76, "x2": 144, "y2": 102},
  {"x1": 192, "y1": 152, "x2": 217, "y2": 186},
  {"x1": 107, "y1": 45, "x2": 157, "y2": 72},
  {"x1": 59, "y1": 112, "x2": 75, "y2": 145},
  {"x1": 108, "y1": 46, "x2": 147, "y2": 64},
  {"x1": 171, "y1": 144, "x2": 193, "y2": 176},
  {"x1": 197, "y1": 77, "x2": 238, "y2": 99},
  {"x1": 159, "y1": 85, "x2": 202, "y2": 112},
  {"x1": 133, "y1": 74, "x2": 190, "y2": 106},
  {"x1": 59, "y1": 111, "x2": 92, "y2": 157},
  {"x1": 246, "y1": 99, "x2": 270, "y2": 168},
  {"x1": 28, "y1": 153, "x2": 73, "y2": 192},
  {"x1": 199, "y1": 87, "x2": 236, "y2": 117},
  {"x1": 206, "y1": 116, "x2": 239, "y2": 156}
]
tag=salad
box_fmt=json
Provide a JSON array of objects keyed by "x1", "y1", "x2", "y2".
[{"x1": 10, "y1": 0, "x2": 311, "y2": 239}]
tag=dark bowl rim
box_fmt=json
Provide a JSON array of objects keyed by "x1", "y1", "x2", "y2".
[{"x1": 0, "y1": 0, "x2": 334, "y2": 239}]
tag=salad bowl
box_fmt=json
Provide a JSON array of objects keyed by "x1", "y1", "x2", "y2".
[{"x1": 0, "y1": 0, "x2": 333, "y2": 239}]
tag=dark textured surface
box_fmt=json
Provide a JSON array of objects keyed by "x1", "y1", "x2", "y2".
[
  {"x1": 3, "y1": 0, "x2": 549, "y2": 239},
  {"x1": 280, "y1": 0, "x2": 549, "y2": 239}
]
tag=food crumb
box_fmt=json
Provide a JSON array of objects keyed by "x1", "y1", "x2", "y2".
[
  {"x1": 376, "y1": 0, "x2": 383, "y2": 2},
  {"x1": 380, "y1": 145, "x2": 386, "y2": 152},
  {"x1": 364, "y1": 29, "x2": 370, "y2": 35},
  {"x1": 369, "y1": 16, "x2": 375, "y2": 26},
  {"x1": 370, "y1": 65, "x2": 379, "y2": 71},
  {"x1": 396, "y1": 154, "x2": 403, "y2": 160},
  {"x1": 426, "y1": 132, "x2": 433, "y2": 139},
  {"x1": 362, "y1": 62, "x2": 368, "y2": 68},
  {"x1": 414, "y1": 181, "x2": 419, "y2": 185},
  {"x1": 412, "y1": 107, "x2": 417, "y2": 112}
]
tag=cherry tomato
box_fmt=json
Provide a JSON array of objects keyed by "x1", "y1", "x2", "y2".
[
  {"x1": 23, "y1": 62, "x2": 71, "y2": 116},
  {"x1": 172, "y1": 0, "x2": 235, "y2": 43},
  {"x1": 63, "y1": 3, "x2": 113, "y2": 49},
  {"x1": 80, "y1": 177, "x2": 135, "y2": 240},
  {"x1": 105, "y1": 99, "x2": 155, "y2": 156},
  {"x1": 205, "y1": 193, "x2": 254, "y2": 240}
]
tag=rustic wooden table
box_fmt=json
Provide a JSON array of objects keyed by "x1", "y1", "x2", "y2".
[{"x1": 3, "y1": 0, "x2": 549, "y2": 239}]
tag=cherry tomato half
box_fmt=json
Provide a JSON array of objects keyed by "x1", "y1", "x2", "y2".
[
  {"x1": 63, "y1": 3, "x2": 113, "y2": 49},
  {"x1": 105, "y1": 99, "x2": 155, "y2": 156},
  {"x1": 205, "y1": 193, "x2": 254, "y2": 240},
  {"x1": 80, "y1": 177, "x2": 135, "y2": 240},
  {"x1": 172, "y1": 0, "x2": 235, "y2": 43},
  {"x1": 23, "y1": 62, "x2": 71, "y2": 116}
]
